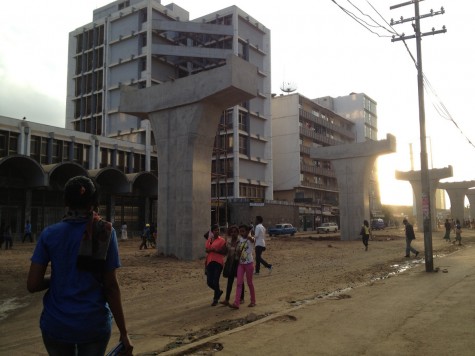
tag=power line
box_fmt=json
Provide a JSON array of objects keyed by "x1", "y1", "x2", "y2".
[{"x1": 330, "y1": 0, "x2": 393, "y2": 37}]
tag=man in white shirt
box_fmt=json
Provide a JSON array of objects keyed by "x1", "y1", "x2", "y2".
[{"x1": 254, "y1": 216, "x2": 272, "y2": 274}]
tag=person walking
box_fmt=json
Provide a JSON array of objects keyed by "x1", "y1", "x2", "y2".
[
  {"x1": 0, "y1": 221, "x2": 5, "y2": 249},
  {"x1": 360, "y1": 220, "x2": 370, "y2": 251},
  {"x1": 403, "y1": 218, "x2": 419, "y2": 258},
  {"x1": 121, "y1": 221, "x2": 128, "y2": 240},
  {"x1": 443, "y1": 219, "x2": 451, "y2": 242},
  {"x1": 139, "y1": 223, "x2": 150, "y2": 250},
  {"x1": 220, "y1": 225, "x2": 245, "y2": 306},
  {"x1": 4, "y1": 224, "x2": 13, "y2": 250},
  {"x1": 27, "y1": 176, "x2": 133, "y2": 356},
  {"x1": 230, "y1": 224, "x2": 256, "y2": 309},
  {"x1": 254, "y1": 216, "x2": 272, "y2": 275},
  {"x1": 23, "y1": 220, "x2": 33, "y2": 243},
  {"x1": 205, "y1": 224, "x2": 227, "y2": 306},
  {"x1": 454, "y1": 219, "x2": 462, "y2": 246}
]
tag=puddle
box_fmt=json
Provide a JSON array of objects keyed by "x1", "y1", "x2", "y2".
[
  {"x1": 289, "y1": 256, "x2": 430, "y2": 307},
  {"x1": 0, "y1": 297, "x2": 29, "y2": 321}
]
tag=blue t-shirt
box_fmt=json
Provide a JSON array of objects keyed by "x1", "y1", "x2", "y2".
[{"x1": 31, "y1": 219, "x2": 121, "y2": 343}]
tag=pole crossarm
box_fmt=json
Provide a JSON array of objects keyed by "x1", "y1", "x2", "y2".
[
  {"x1": 392, "y1": 26, "x2": 447, "y2": 42},
  {"x1": 390, "y1": 7, "x2": 445, "y2": 25}
]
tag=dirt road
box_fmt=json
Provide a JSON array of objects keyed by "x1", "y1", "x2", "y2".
[{"x1": 0, "y1": 228, "x2": 471, "y2": 355}]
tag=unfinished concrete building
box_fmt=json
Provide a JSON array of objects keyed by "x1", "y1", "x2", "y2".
[{"x1": 65, "y1": 0, "x2": 272, "y2": 225}]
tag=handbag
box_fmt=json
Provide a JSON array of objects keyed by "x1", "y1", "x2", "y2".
[{"x1": 222, "y1": 257, "x2": 233, "y2": 278}]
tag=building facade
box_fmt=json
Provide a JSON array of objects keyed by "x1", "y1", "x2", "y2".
[
  {"x1": 271, "y1": 93, "x2": 356, "y2": 230},
  {"x1": 315, "y1": 93, "x2": 383, "y2": 218},
  {"x1": 66, "y1": 0, "x2": 273, "y2": 225},
  {"x1": 0, "y1": 116, "x2": 158, "y2": 238}
]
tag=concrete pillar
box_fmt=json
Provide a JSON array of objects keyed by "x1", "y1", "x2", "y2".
[
  {"x1": 310, "y1": 134, "x2": 396, "y2": 241},
  {"x1": 395, "y1": 166, "x2": 452, "y2": 231},
  {"x1": 466, "y1": 189, "x2": 475, "y2": 221},
  {"x1": 119, "y1": 55, "x2": 258, "y2": 259},
  {"x1": 439, "y1": 181, "x2": 475, "y2": 223}
]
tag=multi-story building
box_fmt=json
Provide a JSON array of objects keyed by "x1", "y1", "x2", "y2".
[
  {"x1": 66, "y1": 0, "x2": 272, "y2": 224},
  {"x1": 0, "y1": 116, "x2": 158, "y2": 237},
  {"x1": 271, "y1": 93, "x2": 355, "y2": 229},
  {"x1": 315, "y1": 93, "x2": 378, "y2": 142},
  {"x1": 315, "y1": 93, "x2": 383, "y2": 218}
]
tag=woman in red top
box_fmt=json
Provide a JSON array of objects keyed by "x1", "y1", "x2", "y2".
[{"x1": 205, "y1": 224, "x2": 227, "y2": 306}]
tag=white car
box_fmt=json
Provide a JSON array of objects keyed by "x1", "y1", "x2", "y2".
[{"x1": 316, "y1": 222, "x2": 338, "y2": 233}]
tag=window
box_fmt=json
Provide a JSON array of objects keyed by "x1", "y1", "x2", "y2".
[{"x1": 238, "y1": 135, "x2": 248, "y2": 155}]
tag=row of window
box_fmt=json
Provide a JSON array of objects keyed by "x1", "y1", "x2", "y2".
[
  {"x1": 73, "y1": 94, "x2": 103, "y2": 122},
  {"x1": 0, "y1": 131, "x2": 155, "y2": 174},
  {"x1": 0, "y1": 131, "x2": 19, "y2": 158},
  {"x1": 75, "y1": 49, "x2": 104, "y2": 75},
  {"x1": 76, "y1": 26, "x2": 105, "y2": 53},
  {"x1": 75, "y1": 72, "x2": 104, "y2": 97}
]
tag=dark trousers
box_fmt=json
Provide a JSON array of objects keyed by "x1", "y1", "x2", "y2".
[
  {"x1": 224, "y1": 264, "x2": 245, "y2": 302},
  {"x1": 22, "y1": 232, "x2": 32, "y2": 243},
  {"x1": 206, "y1": 261, "x2": 223, "y2": 301},
  {"x1": 255, "y1": 246, "x2": 271, "y2": 273},
  {"x1": 362, "y1": 235, "x2": 369, "y2": 247}
]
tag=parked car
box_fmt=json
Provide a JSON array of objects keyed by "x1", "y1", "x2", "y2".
[
  {"x1": 371, "y1": 219, "x2": 385, "y2": 230},
  {"x1": 268, "y1": 223, "x2": 297, "y2": 236},
  {"x1": 316, "y1": 222, "x2": 339, "y2": 233}
]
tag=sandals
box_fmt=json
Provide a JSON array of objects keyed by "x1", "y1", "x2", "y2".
[
  {"x1": 229, "y1": 303, "x2": 239, "y2": 309},
  {"x1": 248, "y1": 303, "x2": 256, "y2": 307},
  {"x1": 220, "y1": 300, "x2": 229, "y2": 306}
]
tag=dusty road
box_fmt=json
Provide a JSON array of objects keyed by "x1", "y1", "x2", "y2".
[{"x1": 0, "y1": 227, "x2": 471, "y2": 355}]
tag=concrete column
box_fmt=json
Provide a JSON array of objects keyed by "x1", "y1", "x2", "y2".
[
  {"x1": 395, "y1": 166, "x2": 452, "y2": 231},
  {"x1": 310, "y1": 134, "x2": 396, "y2": 241},
  {"x1": 466, "y1": 189, "x2": 475, "y2": 221},
  {"x1": 439, "y1": 181, "x2": 475, "y2": 223},
  {"x1": 119, "y1": 55, "x2": 258, "y2": 259}
]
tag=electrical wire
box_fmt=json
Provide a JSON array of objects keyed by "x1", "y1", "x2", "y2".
[{"x1": 330, "y1": 0, "x2": 393, "y2": 38}]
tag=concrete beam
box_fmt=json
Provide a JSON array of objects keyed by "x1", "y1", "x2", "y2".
[
  {"x1": 439, "y1": 181, "x2": 475, "y2": 223},
  {"x1": 310, "y1": 134, "x2": 396, "y2": 241},
  {"x1": 119, "y1": 55, "x2": 258, "y2": 260},
  {"x1": 395, "y1": 166, "x2": 453, "y2": 231}
]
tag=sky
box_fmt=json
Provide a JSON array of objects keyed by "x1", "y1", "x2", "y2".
[{"x1": 1, "y1": 0, "x2": 474, "y2": 207}]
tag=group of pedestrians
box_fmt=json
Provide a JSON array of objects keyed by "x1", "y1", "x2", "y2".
[
  {"x1": 204, "y1": 216, "x2": 273, "y2": 309},
  {"x1": 0, "y1": 220, "x2": 31, "y2": 250},
  {"x1": 360, "y1": 218, "x2": 420, "y2": 257},
  {"x1": 443, "y1": 218, "x2": 463, "y2": 245},
  {"x1": 361, "y1": 216, "x2": 465, "y2": 258}
]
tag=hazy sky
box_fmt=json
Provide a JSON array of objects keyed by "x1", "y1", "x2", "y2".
[{"x1": 1, "y1": 0, "x2": 474, "y2": 206}]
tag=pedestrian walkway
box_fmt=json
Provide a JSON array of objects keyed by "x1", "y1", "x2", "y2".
[{"x1": 163, "y1": 243, "x2": 475, "y2": 355}]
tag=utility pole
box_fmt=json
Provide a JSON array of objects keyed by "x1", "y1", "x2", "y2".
[{"x1": 390, "y1": 0, "x2": 446, "y2": 272}]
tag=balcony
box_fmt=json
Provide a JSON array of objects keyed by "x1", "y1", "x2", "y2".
[{"x1": 301, "y1": 163, "x2": 336, "y2": 178}]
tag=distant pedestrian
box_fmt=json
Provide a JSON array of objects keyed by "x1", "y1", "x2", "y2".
[
  {"x1": 139, "y1": 224, "x2": 150, "y2": 250},
  {"x1": 121, "y1": 221, "x2": 128, "y2": 240},
  {"x1": 254, "y1": 216, "x2": 272, "y2": 274},
  {"x1": 0, "y1": 221, "x2": 5, "y2": 249},
  {"x1": 230, "y1": 224, "x2": 256, "y2": 309},
  {"x1": 22, "y1": 220, "x2": 33, "y2": 243},
  {"x1": 360, "y1": 220, "x2": 370, "y2": 251},
  {"x1": 403, "y1": 218, "x2": 419, "y2": 258},
  {"x1": 4, "y1": 225, "x2": 13, "y2": 250},
  {"x1": 454, "y1": 219, "x2": 462, "y2": 246},
  {"x1": 205, "y1": 224, "x2": 227, "y2": 306},
  {"x1": 443, "y1": 219, "x2": 451, "y2": 242}
]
